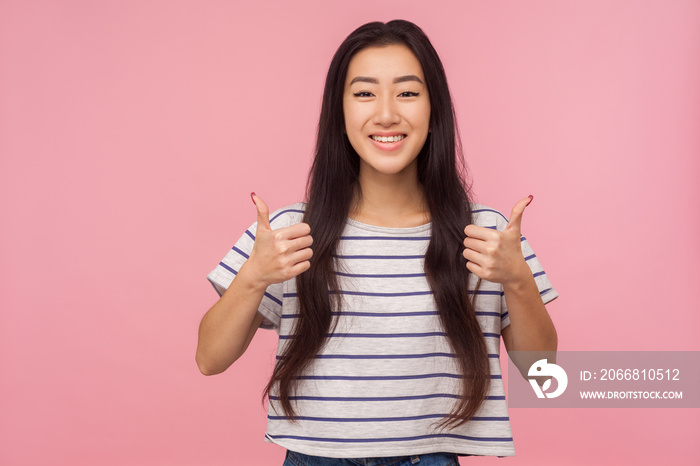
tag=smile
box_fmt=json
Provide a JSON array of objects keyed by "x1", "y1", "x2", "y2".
[{"x1": 370, "y1": 134, "x2": 406, "y2": 143}]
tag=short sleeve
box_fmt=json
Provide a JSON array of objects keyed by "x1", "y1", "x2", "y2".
[
  {"x1": 499, "y1": 234, "x2": 559, "y2": 327},
  {"x1": 481, "y1": 208, "x2": 558, "y2": 331},
  {"x1": 206, "y1": 217, "x2": 287, "y2": 332}
]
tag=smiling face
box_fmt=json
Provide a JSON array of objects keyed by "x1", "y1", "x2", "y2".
[{"x1": 343, "y1": 44, "x2": 431, "y2": 180}]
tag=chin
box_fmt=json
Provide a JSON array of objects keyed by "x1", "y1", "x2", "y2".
[{"x1": 368, "y1": 162, "x2": 416, "y2": 176}]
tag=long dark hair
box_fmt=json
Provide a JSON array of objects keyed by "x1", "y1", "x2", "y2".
[{"x1": 262, "y1": 19, "x2": 490, "y2": 430}]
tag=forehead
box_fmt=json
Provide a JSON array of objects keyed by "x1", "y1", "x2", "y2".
[{"x1": 345, "y1": 44, "x2": 425, "y2": 84}]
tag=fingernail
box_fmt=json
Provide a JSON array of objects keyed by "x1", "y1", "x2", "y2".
[
  {"x1": 250, "y1": 192, "x2": 256, "y2": 205},
  {"x1": 526, "y1": 195, "x2": 534, "y2": 206}
]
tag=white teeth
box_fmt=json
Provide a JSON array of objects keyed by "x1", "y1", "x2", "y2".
[{"x1": 371, "y1": 135, "x2": 405, "y2": 143}]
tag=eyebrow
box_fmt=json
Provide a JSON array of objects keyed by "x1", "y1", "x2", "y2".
[{"x1": 349, "y1": 75, "x2": 424, "y2": 85}]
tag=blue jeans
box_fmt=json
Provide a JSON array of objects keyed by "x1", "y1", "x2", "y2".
[{"x1": 283, "y1": 450, "x2": 460, "y2": 466}]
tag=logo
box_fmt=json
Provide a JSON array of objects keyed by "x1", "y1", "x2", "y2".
[{"x1": 528, "y1": 359, "x2": 568, "y2": 398}]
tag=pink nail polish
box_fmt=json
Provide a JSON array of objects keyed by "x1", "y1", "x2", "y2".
[
  {"x1": 250, "y1": 192, "x2": 256, "y2": 205},
  {"x1": 526, "y1": 195, "x2": 534, "y2": 206}
]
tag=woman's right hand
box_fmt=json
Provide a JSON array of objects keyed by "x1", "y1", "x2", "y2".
[{"x1": 245, "y1": 193, "x2": 313, "y2": 287}]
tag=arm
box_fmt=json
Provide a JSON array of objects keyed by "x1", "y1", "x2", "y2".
[
  {"x1": 464, "y1": 196, "x2": 557, "y2": 377},
  {"x1": 500, "y1": 267, "x2": 557, "y2": 353},
  {"x1": 196, "y1": 194, "x2": 313, "y2": 376},
  {"x1": 501, "y1": 275, "x2": 558, "y2": 382},
  {"x1": 196, "y1": 262, "x2": 267, "y2": 376}
]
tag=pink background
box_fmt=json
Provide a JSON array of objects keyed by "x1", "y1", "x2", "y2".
[{"x1": 1, "y1": 1, "x2": 699, "y2": 465}]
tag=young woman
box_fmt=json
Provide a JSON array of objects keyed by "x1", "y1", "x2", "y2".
[{"x1": 197, "y1": 20, "x2": 558, "y2": 465}]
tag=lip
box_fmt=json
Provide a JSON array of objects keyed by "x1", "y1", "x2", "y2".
[{"x1": 369, "y1": 134, "x2": 407, "y2": 152}]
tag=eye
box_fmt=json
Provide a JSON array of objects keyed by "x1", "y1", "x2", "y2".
[
  {"x1": 399, "y1": 91, "x2": 420, "y2": 97},
  {"x1": 353, "y1": 92, "x2": 373, "y2": 97}
]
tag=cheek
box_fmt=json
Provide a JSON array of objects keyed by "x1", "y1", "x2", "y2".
[
  {"x1": 344, "y1": 108, "x2": 372, "y2": 145},
  {"x1": 415, "y1": 104, "x2": 431, "y2": 131},
  {"x1": 343, "y1": 101, "x2": 363, "y2": 127}
]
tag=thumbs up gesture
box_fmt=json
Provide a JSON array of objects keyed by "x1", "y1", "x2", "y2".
[
  {"x1": 463, "y1": 196, "x2": 533, "y2": 286},
  {"x1": 245, "y1": 193, "x2": 314, "y2": 287}
]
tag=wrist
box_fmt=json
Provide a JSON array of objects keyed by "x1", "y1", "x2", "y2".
[
  {"x1": 237, "y1": 262, "x2": 270, "y2": 294},
  {"x1": 502, "y1": 260, "x2": 534, "y2": 293}
]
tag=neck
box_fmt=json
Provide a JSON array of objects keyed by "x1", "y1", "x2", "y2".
[{"x1": 349, "y1": 164, "x2": 430, "y2": 228}]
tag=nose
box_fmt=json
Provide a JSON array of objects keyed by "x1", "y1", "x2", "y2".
[{"x1": 372, "y1": 94, "x2": 400, "y2": 127}]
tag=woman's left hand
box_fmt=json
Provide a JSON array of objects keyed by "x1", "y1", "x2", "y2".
[{"x1": 463, "y1": 196, "x2": 533, "y2": 287}]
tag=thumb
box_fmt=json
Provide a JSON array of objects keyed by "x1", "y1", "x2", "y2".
[
  {"x1": 505, "y1": 195, "x2": 533, "y2": 233},
  {"x1": 251, "y1": 192, "x2": 271, "y2": 232}
]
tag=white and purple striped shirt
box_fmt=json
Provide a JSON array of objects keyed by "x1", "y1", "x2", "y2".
[{"x1": 207, "y1": 201, "x2": 558, "y2": 458}]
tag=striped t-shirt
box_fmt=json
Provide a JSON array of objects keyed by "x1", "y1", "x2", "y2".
[{"x1": 207, "y1": 201, "x2": 558, "y2": 458}]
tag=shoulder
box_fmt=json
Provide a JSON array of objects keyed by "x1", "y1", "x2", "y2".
[
  {"x1": 267, "y1": 201, "x2": 307, "y2": 229},
  {"x1": 470, "y1": 203, "x2": 510, "y2": 231}
]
